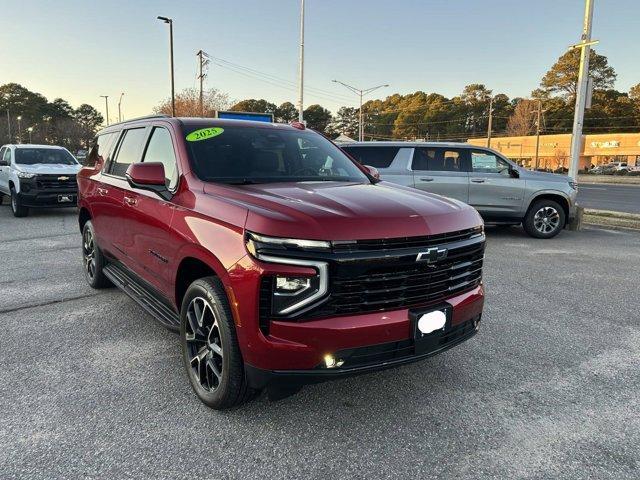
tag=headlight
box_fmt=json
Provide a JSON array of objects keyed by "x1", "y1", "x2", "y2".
[
  {"x1": 246, "y1": 232, "x2": 331, "y2": 256},
  {"x1": 17, "y1": 172, "x2": 36, "y2": 179}
]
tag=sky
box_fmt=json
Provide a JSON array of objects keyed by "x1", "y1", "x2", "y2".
[{"x1": 0, "y1": 0, "x2": 638, "y2": 123}]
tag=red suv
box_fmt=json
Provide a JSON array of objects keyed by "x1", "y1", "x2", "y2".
[{"x1": 78, "y1": 115, "x2": 485, "y2": 409}]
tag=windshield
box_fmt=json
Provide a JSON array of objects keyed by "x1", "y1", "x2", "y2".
[
  {"x1": 15, "y1": 148, "x2": 78, "y2": 166},
  {"x1": 183, "y1": 125, "x2": 369, "y2": 184}
]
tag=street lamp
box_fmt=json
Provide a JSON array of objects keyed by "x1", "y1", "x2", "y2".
[
  {"x1": 17, "y1": 115, "x2": 22, "y2": 143},
  {"x1": 118, "y1": 92, "x2": 125, "y2": 122},
  {"x1": 332, "y1": 80, "x2": 389, "y2": 141},
  {"x1": 100, "y1": 95, "x2": 109, "y2": 126},
  {"x1": 3, "y1": 93, "x2": 10, "y2": 141},
  {"x1": 27, "y1": 126, "x2": 33, "y2": 144},
  {"x1": 157, "y1": 16, "x2": 175, "y2": 117}
]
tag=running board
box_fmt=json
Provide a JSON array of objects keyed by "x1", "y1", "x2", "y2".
[{"x1": 103, "y1": 263, "x2": 180, "y2": 332}]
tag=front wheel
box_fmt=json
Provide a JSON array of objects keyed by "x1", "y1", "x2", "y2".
[
  {"x1": 523, "y1": 200, "x2": 565, "y2": 239},
  {"x1": 81, "y1": 220, "x2": 111, "y2": 288},
  {"x1": 10, "y1": 187, "x2": 28, "y2": 217},
  {"x1": 180, "y1": 277, "x2": 255, "y2": 409}
]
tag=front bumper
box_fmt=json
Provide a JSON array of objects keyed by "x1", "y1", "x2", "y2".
[{"x1": 16, "y1": 190, "x2": 77, "y2": 208}]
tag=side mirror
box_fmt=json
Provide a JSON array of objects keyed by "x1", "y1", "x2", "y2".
[
  {"x1": 125, "y1": 162, "x2": 169, "y2": 197},
  {"x1": 363, "y1": 164, "x2": 381, "y2": 181},
  {"x1": 0, "y1": 159, "x2": 7, "y2": 167},
  {"x1": 509, "y1": 166, "x2": 520, "y2": 178}
]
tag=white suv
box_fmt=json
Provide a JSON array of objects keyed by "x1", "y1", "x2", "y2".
[{"x1": 0, "y1": 144, "x2": 81, "y2": 217}]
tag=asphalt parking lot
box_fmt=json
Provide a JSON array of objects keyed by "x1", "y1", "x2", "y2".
[{"x1": 1, "y1": 204, "x2": 639, "y2": 479}]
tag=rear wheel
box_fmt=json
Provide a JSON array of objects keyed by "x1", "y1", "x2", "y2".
[
  {"x1": 523, "y1": 200, "x2": 565, "y2": 239},
  {"x1": 180, "y1": 277, "x2": 255, "y2": 409},
  {"x1": 82, "y1": 220, "x2": 111, "y2": 288},
  {"x1": 10, "y1": 187, "x2": 28, "y2": 217}
]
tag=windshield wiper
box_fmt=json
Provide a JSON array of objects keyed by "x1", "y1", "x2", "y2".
[{"x1": 225, "y1": 179, "x2": 260, "y2": 185}]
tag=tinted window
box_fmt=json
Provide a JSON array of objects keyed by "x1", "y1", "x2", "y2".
[
  {"x1": 14, "y1": 148, "x2": 77, "y2": 165},
  {"x1": 87, "y1": 133, "x2": 117, "y2": 167},
  {"x1": 342, "y1": 146, "x2": 399, "y2": 169},
  {"x1": 143, "y1": 127, "x2": 178, "y2": 190},
  {"x1": 110, "y1": 128, "x2": 147, "y2": 177},
  {"x1": 471, "y1": 150, "x2": 510, "y2": 175},
  {"x1": 184, "y1": 125, "x2": 368, "y2": 184},
  {"x1": 3, "y1": 148, "x2": 10, "y2": 164},
  {"x1": 413, "y1": 148, "x2": 463, "y2": 172}
]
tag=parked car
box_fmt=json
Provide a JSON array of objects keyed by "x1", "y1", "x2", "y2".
[
  {"x1": 342, "y1": 142, "x2": 578, "y2": 239},
  {"x1": 77, "y1": 115, "x2": 486, "y2": 409},
  {"x1": 591, "y1": 162, "x2": 628, "y2": 174},
  {"x1": 0, "y1": 144, "x2": 82, "y2": 217}
]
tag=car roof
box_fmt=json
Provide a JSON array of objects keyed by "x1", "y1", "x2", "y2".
[
  {"x1": 4, "y1": 144, "x2": 67, "y2": 149},
  {"x1": 341, "y1": 141, "x2": 475, "y2": 148},
  {"x1": 97, "y1": 115, "x2": 303, "y2": 136}
]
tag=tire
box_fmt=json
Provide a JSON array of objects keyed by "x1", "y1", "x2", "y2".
[
  {"x1": 523, "y1": 199, "x2": 566, "y2": 239},
  {"x1": 180, "y1": 277, "x2": 256, "y2": 409},
  {"x1": 10, "y1": 187, "x2": 28, "y2": 217},
  {"x1": 81, "y1": 220, "x2": 111, "y2": 288}
]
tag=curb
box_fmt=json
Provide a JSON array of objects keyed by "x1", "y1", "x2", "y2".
[{"x1": 583, "y1": 209, "x2": 640, "y2": 231}]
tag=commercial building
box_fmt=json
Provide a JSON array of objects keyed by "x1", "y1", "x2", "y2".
[{"x1": 468, "y1": 132, "x2": 640, "y2": 171}]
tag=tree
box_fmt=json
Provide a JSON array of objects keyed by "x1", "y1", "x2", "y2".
[
  {"x1": 630, "y1": 83, "x2": 640, "y2": 117},
  {"x1": 229, "y1": 99, "x2": 276, "y2": 115},
  {"x1": 155, "y1": 87, "x2": 230, "y2": 117},
  {"x1": 506, "y1": 100, "x2": 538, "y2": 136},
  {"x1": 539, "y1": 49, "x2": 616, "y2": 101},
  {"x1": 274, "y1": 102, "x2": 298, "y2": 123},
  {"x1": 303, "y1": 104, "x2": 332, "y2": 133},
  {"x1": 326, "y1": 107, "x2": 359, "y2": 139}
]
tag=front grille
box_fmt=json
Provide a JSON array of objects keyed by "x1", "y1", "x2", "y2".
[
  {"x1": 307, "y1": 238, "x2": 484, "y2": 318},
  {"x1": 331, "y1": 227, "x2": 481, "y2": 252},
  {"x1": 36, "y1": 174, "x2": 77, "y2": 190},
  {"x1": 329, "y1": 316, "x2": 480, "y2": 369}
]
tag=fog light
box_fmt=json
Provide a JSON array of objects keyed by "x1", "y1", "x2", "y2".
[
  {"x1": 324, "y1": 354, "x2": 344, "y2": 369},
  {"x1": 275, "y1": 276, "x2": 310, "y2": 294}
]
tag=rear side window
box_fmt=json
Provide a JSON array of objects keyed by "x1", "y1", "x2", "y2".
[
  {"x1": 142, "y1": 127, "x2": 178, "y2": 190},
  {"x1": 342, "y1": 146, "x2": 399, "y2": 169},
  {"x1": 413, "y1": 148, "x2": 464, "y2": 172},
  {"x1": 110, "y1": 128, "x2": 147, "y2": 177}
]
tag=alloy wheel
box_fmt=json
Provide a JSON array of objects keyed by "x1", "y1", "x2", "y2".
[
  {"x1": 533, "y1": 206, "x2": 560, "y2": 234},
  {"x1": 185, "y1": 297, "x2": 224, "y2": 392},
  {"x1": 82, "y1": 227, "x2": 96, "y2": 279}
]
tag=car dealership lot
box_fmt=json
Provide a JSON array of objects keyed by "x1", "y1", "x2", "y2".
[{"x1": 1, "y1": 205, "x2": 639, "y2": 479}]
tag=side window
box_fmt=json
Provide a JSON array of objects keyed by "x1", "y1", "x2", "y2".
[
  {"x1": 413, "y1": 148, "x2": 463, "y2": 172},
  {"x1": 86, "y1": 133, "x2": 117, "y2": 168},
  {"x1": 343, "y1": 146, "x2": 399, "y2": 169},
  {"x1": 3, "y1": 148, "x2": 11, "y2": 165},
  {"x1": 142, "y1": 127, "x2": 178, "y2": 190},
  {"x1": 110, "y1": 128, "x2": 147, "y2": 177},
  {"x1": 471, "y1": 150, "x2": 510, "y2": 175},
  {"x1": 0, "y1": 147, "x2": 5, "y2": 165}
]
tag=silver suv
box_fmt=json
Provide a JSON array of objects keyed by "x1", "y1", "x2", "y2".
[{"x1": 342, "y1": 142, "x2": 578, "y2": 239}]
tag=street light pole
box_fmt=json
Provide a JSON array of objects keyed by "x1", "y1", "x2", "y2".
[
  {"x1": 297, "y1": 0, "x2": 305, "y2": 123},
  {"x1": 568, "y1": 0, "x2": 596, "y2": 180},
  {"x1": 27, "y1": 127, "x2": 33, "y2": 143},
  {"x1": 486, "y1": 96, "x2": 494, "y2": 148},
  {"x1": 157, "y1": 16, "x2": 176, "y2": 117},
  {"x1": 534, "y1": 99, "x2": 543, "y2": 170},
  {"x1": 332, "y1": 80, "x2": 389, "y2": 141},
  {"x1": 17, "y1": 116, "x2": 22, "y2": 143},
  {"x1": 3, "y1": 94, "x2": 10, "y2": 141},
  {"x1": 118, "y1": 92, "x2": 124, "y2": 122},
  {"x1": 100, "y1": 95, "x2": 109, "y2": 126}
]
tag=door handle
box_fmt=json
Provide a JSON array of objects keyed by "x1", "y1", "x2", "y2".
[
  {"x1": 97, "y1": 187, "x2": 109, "y2": 196},
  {"x1": 470, "y1": 178, "x2": 486, "y2": 183},
  {"x1": 124, "y1": 196, "x2": 138, "y2": 206},
  {"x1": 420, "y1": 177, "x2": 434, "y2": 182}
]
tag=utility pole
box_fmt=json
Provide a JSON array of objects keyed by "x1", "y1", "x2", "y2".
[
  {"x1": 486, "y1": 96, "x2": 493, "y2": 148},
  {"x1": 118, "y1": 92, "x2": 124, "y2": 122},
  {"x1": 3, "y1": 93, "x2": 10, "y2": 141},
  {"x1": 534, "y1": 99, "x2": 543, "y2": 170},
  {"x1": 568, "y1": 0, "x2": 597, "y2": 180},
  {"x1": 157, "y1": 16, "x2": 176, "y2": 117},
  {"x1": 332, "y1": 80, "x2": 389, "y2": 141},
  {"x1": 196, "y1": 50, "x2": 211, "y2": 116},
  {"x1": 100, "y1": 96, "x2": 109, "y2": 126},
  {"x1": 297, "y1": 0, "x2": 305, "y2": 123}
]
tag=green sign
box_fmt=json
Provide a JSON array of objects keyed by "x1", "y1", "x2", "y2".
[{"x1": 186, "y1": 127, "x2": 224, "y2": 142}]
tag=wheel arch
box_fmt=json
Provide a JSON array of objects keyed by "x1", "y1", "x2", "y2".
[
  {"x1": 78, "y1": 207, "x2": 92, "y2": 232},
  {"x1": 527, "y1": 191, "x2": 570, "y2": 226}
]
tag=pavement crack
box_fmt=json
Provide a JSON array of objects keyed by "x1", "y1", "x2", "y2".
[{"x1": 0, "y1": 292, "x2": 107, "y2": 315}]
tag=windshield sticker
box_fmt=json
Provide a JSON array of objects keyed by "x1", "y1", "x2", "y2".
[{"x1": 186, "y1": 127, "x2": 224, "y2": 142}]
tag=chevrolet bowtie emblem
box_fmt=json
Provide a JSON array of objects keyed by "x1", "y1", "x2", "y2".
[
  {"x1": 416, "y1": 247, "x2": 448, "y2": 263},
  {"x1": 58, "y1": 176, "x2": 70, "y2": 181}
]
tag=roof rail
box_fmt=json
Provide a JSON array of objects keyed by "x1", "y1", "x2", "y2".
[{"x1": 102, "y1": 114, "x2": 172, "y2": 128}]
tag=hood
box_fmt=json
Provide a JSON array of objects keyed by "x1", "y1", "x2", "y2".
[
  {"x1": 518, "y1": 169, "x2": 569, "y2": 183},
  {"x1": 204, "y1": 181, "x2": 482, "y2": 241},
  {"x1": 15, "y1": 163, "x2": 81, "y2": 175}
]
